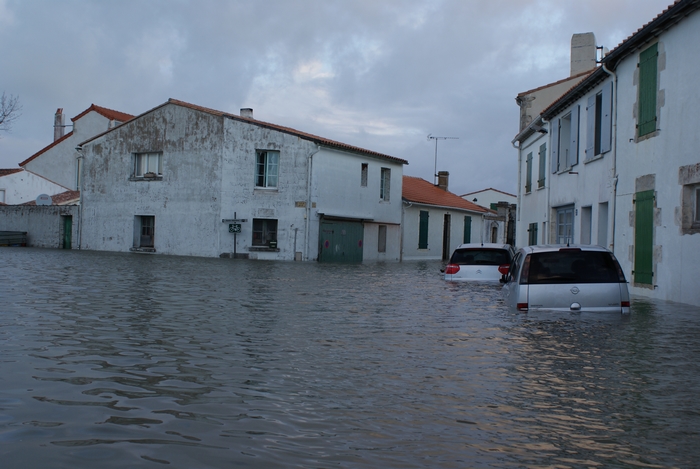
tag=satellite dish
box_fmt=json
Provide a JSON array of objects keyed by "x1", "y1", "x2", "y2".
[{"x1": 36, "y1": 194, "x2": 52, "y2": 206}]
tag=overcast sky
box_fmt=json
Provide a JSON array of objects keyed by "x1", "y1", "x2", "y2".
[{"x1": 0, "y1": 0, "x2": 673, "y2": 196}]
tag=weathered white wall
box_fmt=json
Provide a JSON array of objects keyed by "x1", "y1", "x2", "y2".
[
  {"x1": 0, "y1": 170, "x2": 69, "y2": 205},
  {"x1": 613, "y1": 10, "x2": 700, "y2": 305},
  {"x1": 515, "y1": 131, "x2": 549, "y2": 248},
  {"x1": 0, "y1": 205, "x2": 78, "y2": 248},
  {"x1": 465, "y1": 189, "x2": 516, "y2": 210},
  {"x1": 402, "y1": 203, "x2": 483, "y2": 261}
]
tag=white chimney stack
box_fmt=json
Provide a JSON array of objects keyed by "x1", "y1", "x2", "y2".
[
  {"x1": 240, "y1": 108, "x2": 253, "y2": 119},
  {"x1": 570, "y1": 32, "x2": 597, "y2": 76},
  {"x1": 54, "y1": 108, "x2": 65, "y2": 141}
]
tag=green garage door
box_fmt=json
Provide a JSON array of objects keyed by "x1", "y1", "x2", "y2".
[{"x1": 319, "y1": 220, "x2": 364, "y2": 263}]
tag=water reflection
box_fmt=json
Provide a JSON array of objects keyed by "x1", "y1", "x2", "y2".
[{"x1": 1, "y1": 248, "x2": 699, "y2": 468}]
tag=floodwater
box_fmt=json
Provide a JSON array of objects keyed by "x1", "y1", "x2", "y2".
[{"x1": 1, "y1": 248, "x2": 699, "y2": 468}]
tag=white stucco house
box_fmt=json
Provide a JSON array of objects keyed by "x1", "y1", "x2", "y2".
[
  {"x1": 77, "y1": 99, "x2": 407, "y2": 262},
  {"x1": 461, "y1": 188, "x2": 517, "y2": 246},
  {"x1": 402, "y1": 173, "x2": 490, "y2": 261},
  {"x1": 0, "y1": 168, "x2": 69, "y2": 205},
  {"x1": 513, "y1": 0, "x2": 700, "y2": 306},
  {"x1": 20, "y1": 105, "x2": 134, "y2": 191}
]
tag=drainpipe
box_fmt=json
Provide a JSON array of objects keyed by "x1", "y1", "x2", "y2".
[
  {"x1": 75, "y1": 145, "x2": 84, "y2": 249},
  {"x1": 602, "y1": 62, "x2": 618, "y2": 253},
  {"x1": 541, "y1": 117, "x2": 550, "y2": 243},
  {"x1": 401, "y1": 200, "x2": 412, "y2": 262},
  {"x1": 304, "y1": 145, "x2": 321, "y2": 261},
  {"x1": 511, "y1": 138, "x2": 523, "y2": 246}
]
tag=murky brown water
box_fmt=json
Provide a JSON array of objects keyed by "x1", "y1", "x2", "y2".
[{"x1": 1, "y1": 248, "x2": 699, "y2": 468}]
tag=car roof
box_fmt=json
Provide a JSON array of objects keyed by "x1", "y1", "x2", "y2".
[
  {"x1": 455, "y1": 243, "x2": 512, "y2": 250},
  {"x1": 517, "y1": 244, "x2": 612, "y2": 254}
]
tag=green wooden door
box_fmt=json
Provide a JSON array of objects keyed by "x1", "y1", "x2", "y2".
[
  {"x1": 634, "y1": 190, "x2": 654, "y2": 284},
  {"x1": 62, "y1": 216, "x2": 72, "y2": 249},
  {"x1": 318, "y1": 220, "x2": 364, "y2": 263}
]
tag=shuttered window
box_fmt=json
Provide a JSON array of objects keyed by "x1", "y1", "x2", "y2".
[
  {"x1": 525, "y1": 152, "x2": 533, "y2": 193},
  {"x1": 418, "y1": 210, "x2": 429, "y2": 249},
  {"x1": 537, "y1": 143, "x2": 546, "y2": 188},
  {"x1": 528, "y1": 222, "x2": 538, "y2": 246},
  {"x1": 638, "y1": 43, "x2": 658, "y2": 137},
  {"x1": 634, "y1": 190, "x2": 654, "y2": 284},
  {"x1": 463, "y1": 216, "x2": 472, "y2": 243}
]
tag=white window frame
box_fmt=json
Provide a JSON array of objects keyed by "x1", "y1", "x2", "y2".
[
  {"x1": 556, "y1": 206, "x2": 575, "y2": 244},
  {"x1": 380, "y1": 167, "x2": 391, "y2": 201},
  {"x1": 256, "y1": 150, "x2": 279, "y2": 188},
  {"x1": 252, "y1": 218, "x2": 278, "y2": 247},
  {"x1": 134, "y1": 152, "x2": 163, "y2": 177}
]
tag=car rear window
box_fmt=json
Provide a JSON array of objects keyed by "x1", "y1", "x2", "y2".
[
  {"x1": 450, "y1": 248, "x2": 511, "y2": 266},
  {"x1": 526, "y1": 251, "x2": 624, "y2": 284}
]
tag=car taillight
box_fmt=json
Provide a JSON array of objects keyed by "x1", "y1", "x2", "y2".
[
  {"x1": 621, "y1": 301, "x2": 630, "y2": 308},
  {"x1": 517, "y1": 303, "x2": 529, "y2": 311},
  {"x1": 498, "y1": 264, "x2": 510, "y2": 275},
  {"x1": 444, "y1": 264, "x2": 460, "y2": 275}
]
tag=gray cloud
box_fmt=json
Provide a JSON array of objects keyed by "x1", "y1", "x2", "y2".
[{"x1": 0, "y1": 0, "x2": 672, "y2": 195}]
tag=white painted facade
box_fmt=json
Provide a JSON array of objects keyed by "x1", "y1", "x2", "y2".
[
  {"x1": 514, "y1": 3, "x2": 700, "y2": 306},
  {"x1": 461, "y1": 188, "x2": 516, "y2": 210},
  {"x1": 78, "y1": 100, "x2": 405, "y2": 261},
  {"x1": 21, "y1": 106, "x2": 132, "y2": 191},
  {"x1": 0, "y1": 169, "x2": 69, "y2": 205}
]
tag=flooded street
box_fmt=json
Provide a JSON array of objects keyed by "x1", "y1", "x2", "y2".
[{"x1": 1, "y1": 248, "x2": 699, "y2": 468}]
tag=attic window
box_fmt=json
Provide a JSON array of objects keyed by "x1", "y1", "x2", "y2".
[{"x1": 134, "y1": 152, "x2": 163, "y2": 178}]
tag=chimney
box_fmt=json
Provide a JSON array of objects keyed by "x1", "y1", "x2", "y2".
[
  {"x1": 437, "y1": 171, "x2": 449, "y2": 191},
  {"x1": 54, "y1": 108, "x2": 65, "y2": 141},
  {"x1": 570, "y1": 32, "x2": 597, "y2": 76},
  {"x1": 240, "y1": 108, "x2": 253, "y2": 119}
]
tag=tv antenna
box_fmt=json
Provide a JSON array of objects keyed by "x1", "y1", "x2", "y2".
[{"x1": 427, "y1": 134, "x2": 458, "y2": 184}]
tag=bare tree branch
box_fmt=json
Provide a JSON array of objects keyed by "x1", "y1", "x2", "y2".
[{"x1": 0, "y1": 92, "x2": 22, "y2": 134}]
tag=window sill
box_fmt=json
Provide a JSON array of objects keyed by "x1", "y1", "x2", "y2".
[
  {"x1": 584, "y1": 154, "x2": 604, "y2": 164},
  {"x1": 130, "y1": 176, "x2": 163, "y2": 182},
  {"x1": 254, "y1": 187, "x2": 278, "y2": 192},
  {"x1": 249, "y1": 246, "x2": 280, "y2": 252},
  {"x1": 130, "y1": 247, "x2": 156, "y2": 253}
]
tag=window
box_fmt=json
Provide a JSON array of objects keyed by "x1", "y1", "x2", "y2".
[
  {"x1": 585, "y1": 82, "x2": 612, "y2": 160},
  {"x1": 695, "y1": 187, "x2": 700, "y2": 223},
  {"x1": 528, "y1": 222, "x2": 538, "y2": 246},
  {"x1": 525, "y1": 152, "x2": 533, "y2": 193},
  {"x1": 135, "y1": 216, "x2": 155, "y2": 249},
  {"x1": 556, "y1": 206, "x2": 574, "y2": 244},
  {"x1": 418, "y1": 210, "x2": 429, "y2": 249},
  {"x1": 680, "y1": 164, "x2": 700, "y2": 234},
  {"x1": 134, "y1": 152, "x2": 162, "y2": 177},
  {"x1": 252, "y1": 218, "x2": 278, "y2": 247},
  {"x1": 551, "y1": 105, "x2": 580, "y2": 173},
  {"x1": 380, "y1": 168, "x2": 391, "y2": 201},
  {"x1": 463, "y1": 216, "x2": 471, "y2": 243},
  {"x1": 0, "y1": 189, "x2": 4, "y2": 204},
  {"x1": 638, "y1": 43, "x2": 658, "y2": 138},
  {"x1": 537, "y1": 143, "x2": 546, "y2": 188},
  {"x1": 361, "y1": 163, "x2": 368, "y2": 187},
  {"x1": 378, "y1": 225, "x2": 387, "y2": 252},
  {"x1": 255, "y1": 150, "x2": 279, "y2": 188}
]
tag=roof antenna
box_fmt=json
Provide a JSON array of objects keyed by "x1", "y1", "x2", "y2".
[{"x1": 427, "y1": 134, "x2": 458, "y2": 184}]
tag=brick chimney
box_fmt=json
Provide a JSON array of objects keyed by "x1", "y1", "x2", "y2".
[
  {"x1": 570, "y1": 32, "x2": 597, "y2": 76},
  {"x1": 54, "y1": 108, "x2": 65, "y2": 141},
  {"x1": 437, "y1": 171, "x2": 449, "y2": 191},
  {"x1": 240, "y1": 108, "x2": 253, "y2": 119}
]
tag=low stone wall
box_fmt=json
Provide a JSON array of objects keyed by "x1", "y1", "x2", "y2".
[{"x1": 0, "y1": 205, "x2": 79, "y2": 249}]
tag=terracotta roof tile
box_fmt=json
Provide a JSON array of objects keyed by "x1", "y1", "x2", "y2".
[
  {"x1": 21, "y1": 190, "x2": 80, "y2": 206},
  {"x1": 71, "y1": 104, "x2": 134, "y2": 123},
  {"x1": 402, "y1": 176, "x2": 490, "y2": 213},
  {"x1": 0, "y1": 168, "x2": 24, "y2": 177}
]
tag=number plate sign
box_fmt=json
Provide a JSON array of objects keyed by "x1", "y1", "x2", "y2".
[{"x1": 229, "y1": 223, "x2": 242, "y2": 233}]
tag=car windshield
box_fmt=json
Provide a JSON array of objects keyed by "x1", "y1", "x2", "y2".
[
  {"x1": 526, "y1": 250, "x2": 623, "y2": 284},
  {"x1": 450, "y1": 248, "x2": 510, "y2": 266}
]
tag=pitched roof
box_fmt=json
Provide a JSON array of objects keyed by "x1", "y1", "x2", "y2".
[
  {"x1": 402, "y1": 176, "x2": 490, "y2": 213},
  {"x1": 516, "y1": 69, "x2": 594, "y2": 99},
  {"x1": 460, "y1": 187, "x2": 516, "y2": 198},
  {"x1": 542, "y1": 0, "x2": 700, "y2": 120},
  {"x1": 0, "y1": 168, "x2": 24, "y2": 177},
  {"x1": 79, "y1": 98, "x2": 409, "y2": 165},
  {"x1": 71, "y1": 104, "x2": 135, "y2": 123},
  {"x1": 21, "y1": 190, "x2": 80, "y2": 206},
  {"x1": 19, "y1": 104, "x2": 135, "y2": 167}
]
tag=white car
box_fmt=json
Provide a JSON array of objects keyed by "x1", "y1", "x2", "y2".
[
  {"x1": 443, "y1": 243, "x2": 515, "y2": 282},
  {"x1": 503, "y1": 245, "x2": 630, "y2": 314}
]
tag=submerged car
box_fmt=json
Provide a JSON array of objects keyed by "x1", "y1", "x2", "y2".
[
  {"x1": 503, "y1": 245, "x2": 630, "y2": 314},
  {"x1": 443, "y1": 243, "x2": 514, "y2": 282}
]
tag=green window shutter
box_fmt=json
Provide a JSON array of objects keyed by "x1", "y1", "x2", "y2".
[
  {"x1": 638, "y1": 43, "x2": 658, "y2": 137},
  {"x1": 634, "y1": 190, "x2": 654, "y2": 284},
  {"x1": 463, "y1": 216, "x2": 472, "y2": 243},
  {"x1": 528, "y1": 222, "x2": 538, "y2": 246},
  {"x1": 538, "y1": 143, "x2": 546, "y2": 188},
  {"x1": 419, "y1": 210, "x2": 429, "y2": 249},
  {"x1": 525, "y1": 152, "x2": 533, "y2": 193}
]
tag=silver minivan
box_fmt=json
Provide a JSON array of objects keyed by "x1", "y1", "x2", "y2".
[{"x1": 503, "y1": 245, "x2": 630, "y2": 314}]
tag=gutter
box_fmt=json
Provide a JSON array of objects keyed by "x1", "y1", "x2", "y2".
[{"x1": 601, "y1": 62, "x2": 619, "y2": 253}]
